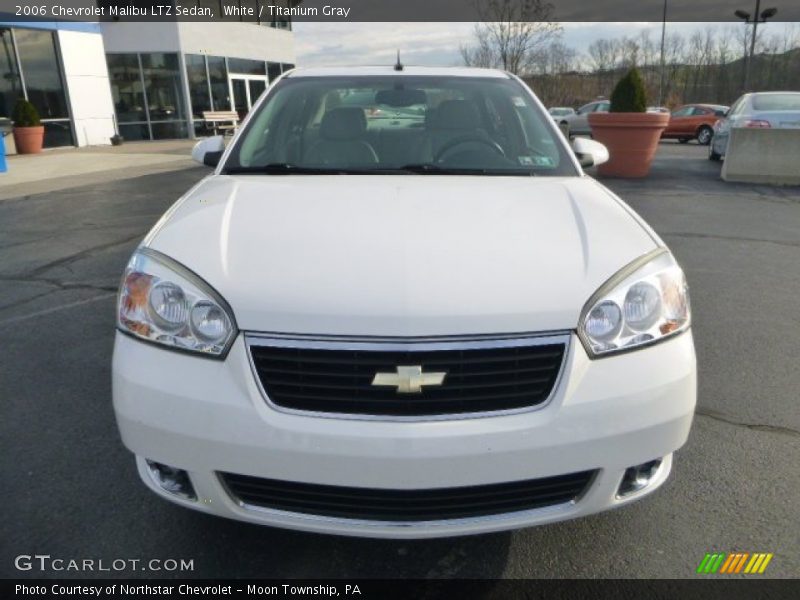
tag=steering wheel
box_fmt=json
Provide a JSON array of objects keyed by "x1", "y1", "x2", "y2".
[{"x1": 434, "y1": 135, "x2": 506, "y2": 163}]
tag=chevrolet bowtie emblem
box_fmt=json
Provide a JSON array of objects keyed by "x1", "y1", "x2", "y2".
[{"x1": 371, "y1": 366, "x2": 447, "y2": 394}]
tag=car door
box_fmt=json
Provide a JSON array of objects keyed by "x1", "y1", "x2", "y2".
[
  {"x1": 690, "y1": 106, "x2": 714, "y2": 130},
  {"x1": 667, "y1": 105, "x2": 694, "y2": 135},
  {"x1": 570, "y1": 102, "x2": 596, "y2": 133}
]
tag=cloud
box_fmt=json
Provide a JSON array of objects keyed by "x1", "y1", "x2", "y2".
[{"x1": 293, "y1": 21, "x2": 794, "y2": 68}]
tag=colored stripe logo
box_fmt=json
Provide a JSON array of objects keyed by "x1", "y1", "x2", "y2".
[{"x1": 697, "y1": 552, "x2": 774, "y2": 574}]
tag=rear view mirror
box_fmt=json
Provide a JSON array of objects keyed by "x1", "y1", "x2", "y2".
[
  {"x1": 375, "y1": 88, "x2": 427, "y2": 107},
  {"x1": 192, "y1": 135, "x2": 225, "y2": 167},
  {"x1": 572, "y1": 137, "x2": 609, "y2": 169}
]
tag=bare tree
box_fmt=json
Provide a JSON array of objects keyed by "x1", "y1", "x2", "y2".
[{"x1": 460, "y1": 0, "x2": 562, "y2": 75}]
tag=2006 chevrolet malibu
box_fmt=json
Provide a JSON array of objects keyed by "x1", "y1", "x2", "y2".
[{"x1": 112, "y1": 66, "x2": 696, "y2": 538}]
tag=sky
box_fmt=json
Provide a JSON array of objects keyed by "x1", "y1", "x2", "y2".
[{"x1": 292, "y1": 21, "x2": 795, "y2": 68}]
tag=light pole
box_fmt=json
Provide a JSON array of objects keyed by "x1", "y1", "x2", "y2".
[
  {"x1": 735, "y1": 1, "x2": 778, "y2": 93},
  {"x1": 658, "y1": 0, "x2": 667, "y2": 107}
]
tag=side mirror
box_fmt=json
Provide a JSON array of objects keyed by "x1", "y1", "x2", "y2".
[
  {"x1": 572, "y1": 137, "x2": 609, "y2": 169},
  {"x1": 192, "y1": 136, "x2": 225, "y2": 168}
]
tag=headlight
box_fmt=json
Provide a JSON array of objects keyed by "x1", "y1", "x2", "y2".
[
  {"x1": 578, "y1": 249, "x2": 690, "y2": 357},
  {"x1": 117, "y1": 248, "x2": 237, "y2": 357}
]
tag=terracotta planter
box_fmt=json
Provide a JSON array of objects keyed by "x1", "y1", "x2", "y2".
[
  {"x1": 587, "y1": 112, "x2": 669, "y2": 178},
  {"x1": 13, "y1": 125, "x2": 45, "y2": 155}
]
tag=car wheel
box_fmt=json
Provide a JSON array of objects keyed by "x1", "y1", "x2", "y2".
[
  {"x1": 678, "y1": 138, "x2": 690, "y2": 144},
  {"x1": 708, "y1": 144, "x2": 721, "y2": 161},
  {"x1": 697, "y1": 126, "x2": 713, "y2": 146}
]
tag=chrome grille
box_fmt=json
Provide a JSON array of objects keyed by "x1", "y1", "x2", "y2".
[{"x1": 247, "y1": 334, "x2": 569, "y2": 418}]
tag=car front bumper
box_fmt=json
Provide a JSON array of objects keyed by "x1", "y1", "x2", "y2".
[{"x1": 112, "y1": 330, "x2": 696, "y2": 539}]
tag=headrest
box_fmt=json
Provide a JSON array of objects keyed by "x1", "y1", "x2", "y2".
[
  {"x1": 428, "y1": 100, "x2": 481, "y2": 130},
  {"x1": 320, "y1": 107, "x2": 367, "y2": 141}
]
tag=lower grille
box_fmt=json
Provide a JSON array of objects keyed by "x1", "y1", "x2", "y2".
[
  {"x1": 220, "y1": 471, "x2": 596, "y2": 522},
  {"x1": 248, "y1": 335, "x2": 568, "y2": 418}
]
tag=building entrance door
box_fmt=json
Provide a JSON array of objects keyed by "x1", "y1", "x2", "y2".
[{"x1": 229, "y1": 75, "x2": 268, "y2": 120}]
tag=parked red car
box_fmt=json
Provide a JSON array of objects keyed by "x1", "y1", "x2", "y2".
[{"x1": 661, "y1": 104, "x2": 729, "y2": 145}]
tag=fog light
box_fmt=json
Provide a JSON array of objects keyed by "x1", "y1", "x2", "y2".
[
  {"x1": 146, "y1": 460, "x2": 196, "y2": 500},
  {"x1": 617, "y1": 459, "x2": 662, "y2": 497}
]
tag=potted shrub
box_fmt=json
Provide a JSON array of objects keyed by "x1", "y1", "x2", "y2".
[
  {"x1": 12, "y1": 99, "x2": 45, "y2": 155},
  {"x1": 587, "y1": 68, "x2": 669, "y2": 178}
]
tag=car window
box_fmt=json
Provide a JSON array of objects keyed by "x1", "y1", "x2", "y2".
[
  {"x1": 752, "y1": 94, "x2": 800, "y2": 111},
  {"x1": 671, "y1": 106, "x2": 693, "y2": 117},
  {"x1": 728, "y1": 97, "x2": 746, "y2": 116},
  {"x1": 577, "y1": 103, "x2": 593, "y2": 115},
  {"x1": 225, "y1": 75, "x2": 578, "y2": 176},
  {"x1": 692, "y1": 107, "x2": 711, "y2": 116},
  {"x1": 595, "y1": 102, "x2": 610, "y2": 112}
]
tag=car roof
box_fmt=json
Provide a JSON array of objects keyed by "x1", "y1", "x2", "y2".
[
  {"x1": 284, "y1": 66, "x2": 512, "y2": 79},
  {"x1": 749, "y1": 91, "x2": 800, "y2": 95}
]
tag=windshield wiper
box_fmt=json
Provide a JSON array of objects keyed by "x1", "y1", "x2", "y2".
[
  {"x1": 397, "y1": 164, "x2": 537, "y2": 176},
  {"x1": 224, "y1": 163, "x2": 367, "y2": 175}
]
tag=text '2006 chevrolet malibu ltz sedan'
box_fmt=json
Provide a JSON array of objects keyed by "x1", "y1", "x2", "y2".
[{"x1": 112, "y1": 66, "x2": 696, "y2": 539}]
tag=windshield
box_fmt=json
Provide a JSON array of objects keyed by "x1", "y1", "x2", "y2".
[
  {"x1": 223, "y1": 75, "x2": 578, "y2": 176},
  {"x1": 752, "y1": 93, "x2": 800, "y2": 112}
]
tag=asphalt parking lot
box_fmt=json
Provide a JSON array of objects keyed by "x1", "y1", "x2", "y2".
[{"x1": 2, "y1": 141, "x2": 799, "y2": 579}]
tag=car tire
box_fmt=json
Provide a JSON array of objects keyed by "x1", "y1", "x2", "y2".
[
  {"x1": 708, "y1": 145, "x2": 722, "y2": 161},
  {"x1": 696, "y1": 126, "x2": 713, "y2": 146}
]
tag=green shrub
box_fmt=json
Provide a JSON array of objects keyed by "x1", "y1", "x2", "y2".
[
  {"x1": 610, "y1": 68, "x2": 647, "y2": 113},
  {"x1": 12, "y1": 98, "x2": 41, "y2": 127}
]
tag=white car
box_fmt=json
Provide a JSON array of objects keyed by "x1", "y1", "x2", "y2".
[
  {"x1": 710, "y1": 91, "x2": 800, "y2": 161},
  {"x1": 113, "y1": 66, "x2": 696, "y2": 539}
]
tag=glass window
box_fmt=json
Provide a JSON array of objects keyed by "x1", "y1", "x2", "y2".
[
  {"x1": 280, "y1": 63, "x2": 295, "y2": 73},
  {"x1": 225, "y1": 76, "x2": 578, "y2": 176},
  {"x1": 752, "y1": 93, "x2": 800, "y2": 111},
  {"x1": 0, "y1": 28, "x2": 23, "y2": 118},
  {"x1": 227, "y1": 57, "x2": 265, "y2": 76},
  {"x1": 14, "y1": 28, "x2": 69, "y2": 120},
  {"x1": 185, "y1": 54, "x2": 211, "y2": 119},
  {"x1": 119, "y1": 122, "x2": 150, "y2": 141},
  {"x1": 43, "y1": 120, "x2": 74, "y2": 147},
  {"x1": 151, "y1": 121, "x2": 187, "y2": 140},
  {"x1": 248, "y1": 79, "x2": 266, "y2": 105},
  {"x1": 107, "y1": 54, "x2": 146, "y2": 123},
  {"x1": 207, "y1": 56, "x2": 229, "y2": 112},
  {"x1": 140, "y1": 53, "x2": 185, "y2": 123},
  {"x1": 267, "y1": 61, "x2": 281, "y2": 83},
  {"x1": 671, "y1": 106, "x2": 694, "y2": 117}
]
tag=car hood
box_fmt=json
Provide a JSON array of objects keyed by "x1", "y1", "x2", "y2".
[{"x1": 146, "y1": 175, "x2": 657, "y2": 336}]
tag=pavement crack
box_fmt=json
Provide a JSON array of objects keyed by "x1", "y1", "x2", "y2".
[
  {"x1": 696, "y1": 407, "x2": 800, "y2": 438},
  {"x1": 0, "y1": 277, "x2": 118, "y2": 312},
  {"x1": 15, "y1": 234, "x2": 141, "y2": 279}
]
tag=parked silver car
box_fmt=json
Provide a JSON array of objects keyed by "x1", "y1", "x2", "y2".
[
  {"x1": 709, "y1": 91, "x2": 800, "y2": 161},
  {"x1": 559, "y1": 100, "x2": 610, "y2": 136},
  {"x1": 548, "y1": 106, "x2": 576, "y2": 120}
]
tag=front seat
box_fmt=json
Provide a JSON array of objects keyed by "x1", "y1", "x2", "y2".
[
  {"x1": 421, "y1": 99, "x2": 490, "y2": 161},
  {"x1": 304, "y1": 107, "x2": 379, "y2": 166}
]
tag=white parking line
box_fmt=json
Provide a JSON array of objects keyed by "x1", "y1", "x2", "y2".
[{"x1": 0, "y1": 293, "x2": 116, "y2": 327}]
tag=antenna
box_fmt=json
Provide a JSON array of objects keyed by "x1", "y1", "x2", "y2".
[{"x1": 394, "y1": 50, "x2": 403, "y2": 71}]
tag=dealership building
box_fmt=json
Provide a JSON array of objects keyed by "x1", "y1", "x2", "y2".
[{"x1": 1, "y1": 5, "x2": 296, "y2": 151}]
